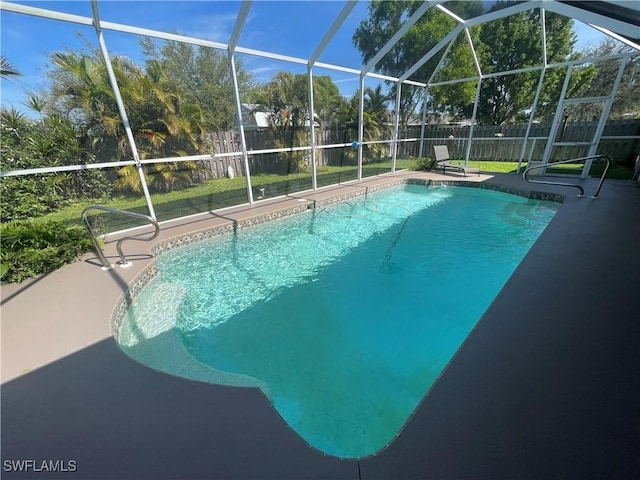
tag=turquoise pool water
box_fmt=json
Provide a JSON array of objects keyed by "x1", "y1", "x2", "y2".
[{"x1": 118, "y1": 184, "x2": 558, "y2": 458}]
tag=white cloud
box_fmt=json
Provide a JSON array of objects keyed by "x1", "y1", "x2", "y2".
[
  {"x1": 251, "y1": 66, "x2": 275, "y2": 75},
  {"x1": 333, "y1": 78, "x2": 358, "y2": 84},
  {"x1": 185, "y1": 13, "x2": 238, "y2": 43}
]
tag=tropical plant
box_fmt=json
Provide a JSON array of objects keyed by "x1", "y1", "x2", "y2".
[
  {"x1": 114, "y1": 161, "x2": 206, "y2": 193},
  {"x1": 140, "y1": 37, "x2": 257, "y2": 131},
  {"x1": 250, "y1": 72, "x2": 346, "y2": 172},
  {"x1": 24, "y1": 93, "x2": 48, "y2": 117},
  {"x1": 0, "y1": 108, "x2": 110, "y2": 221},
  {"x1": 0, "y1": 56, "x2": 21, "y2": 77},
  {"x1": 253, "y1": 72, "x2": 310, "y2": 130},
  {"x1": 0, "y1": 220, "x2": 94, "y2": 284},
  {"x1": 46, "y1": 49, "x2": 209, "y2": 192},
  {"x1": 334, "y1": 86, "x2": 391, "y2": 164}
]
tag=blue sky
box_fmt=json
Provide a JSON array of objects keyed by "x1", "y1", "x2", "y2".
[
  {"x1": 0, "y1": 0, "x2": 612, "y2": 115},
  {"x1": 0, "y1": 0, "x2": 372, "y2": 113}
]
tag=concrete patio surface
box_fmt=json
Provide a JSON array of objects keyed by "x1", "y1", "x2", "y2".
[{"x1": 2, "y1": 171, "x2": 639, "y2": 479}]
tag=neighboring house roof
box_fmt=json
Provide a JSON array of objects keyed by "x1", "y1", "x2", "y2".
[
  {"x1": 240, "y1": 104, "x2": 271, "y2": 130},
  {"x1": 239, "y1": 104, "x2": 321, "y2": 130},
  {"x1": 409, "y1": 113, "x2": 466, "y2": 126}
]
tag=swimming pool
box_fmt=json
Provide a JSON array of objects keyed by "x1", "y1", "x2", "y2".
[{"x1": 117, "y1": 183, "x2": 558, "y2": 458}]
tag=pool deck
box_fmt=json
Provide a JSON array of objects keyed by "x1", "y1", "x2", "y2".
[{"x1": 2, "y1": 171, "x2": 639, "y2": 479}]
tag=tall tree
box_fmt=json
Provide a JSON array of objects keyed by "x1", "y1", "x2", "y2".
[
  {"x1": 353, "y1": 0, "x2": 483, "y2": 124},
  {"x1": 253, "y1": 72, "x2": 309, "y2": 130},
  {"x1": 474, "y1": 7, "x2": 548, "y2": 124},
  {"x1": 251, "y1": 72, "x2": 345, "y2": 130},
  {"x1": 249, "y1": 72, "x2": 345, "y2": 171},
  {"x1": 476, "y1": 6, "x2": 591, "y2": 124},
  {"x1": 570, "y1": 38, "x2": 640, "y2": 121},
  {"x1": 45, "y1": 48, "x2": 208, "y2": 192},
  {"x1": 311, "y1": 75, "x2": 346, "y2": 129},
  {"x1": 353, "y1": 0, "x2": 587, "y2": 125},
  {"x1": 140, "y1": 38, "x2": 256, "y2": 132}
]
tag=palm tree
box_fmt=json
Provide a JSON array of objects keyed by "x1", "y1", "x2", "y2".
[
  {"x1": 48, "y1": 51, "x2": 209, "y2": 192},
  {"x1": 0, "y1": 56, "x2": 21, "y2": 78},
  {"x1": 334, "y1": 87, "x2": 391, "y2": 164},
  {"x1": 24, "y1": 93, "x2": 48, "y2": 119}
]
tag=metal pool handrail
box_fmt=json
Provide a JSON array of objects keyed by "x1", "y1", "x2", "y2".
[
  {"x1": 523, "y1": 154, "x2": 611, "y2": 199},
  {"x1": 82, "y1": 205, "x2": 160, "y2": 270}
]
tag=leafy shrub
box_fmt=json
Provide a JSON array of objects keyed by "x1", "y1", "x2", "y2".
[
  {"x1": 411, "y1": 156, "x2": 437, "y2": 171},
  {"x1": 0, "y1": 220, "x2": 95, "y2": 284},
  {"x1": 0, "y1": 108, "x2": 112, "y2": 222}
]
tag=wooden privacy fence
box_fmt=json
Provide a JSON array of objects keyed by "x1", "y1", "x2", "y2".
[
  {"x1": 396, "y1": 119, "x2": 640, "y2": 163},
  {"x1": 204, "y1": 119, "x2": 639, "y2": 177},
  {"x1": 205, "y1": 129, "x2": 356, "y2": 178},
  {"x1": 206, "y1": 130, "x2": 246, "y2": 179},
  {"x1": 399, "y1": 136, "x2": 640, "y2": 163}
]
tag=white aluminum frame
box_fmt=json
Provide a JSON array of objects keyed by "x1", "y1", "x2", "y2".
[{"x1": 1, "y1": 0, "x2": 639, "y2": 221}]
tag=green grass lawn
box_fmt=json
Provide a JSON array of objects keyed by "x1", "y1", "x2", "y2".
[
  {"x1": 443, "y1": 159, "x2": 632, "y2": 179},
  {"x1": 35, "y1": 158, "x2": 413, "y2": 234},
  {"x1": 30, "y1": 156, "x2": 631, "y2": 234}
]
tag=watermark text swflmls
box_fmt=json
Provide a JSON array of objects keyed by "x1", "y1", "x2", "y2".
[{"x1": 3, "y1": 460, "x2": 77, "y2": 473}]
